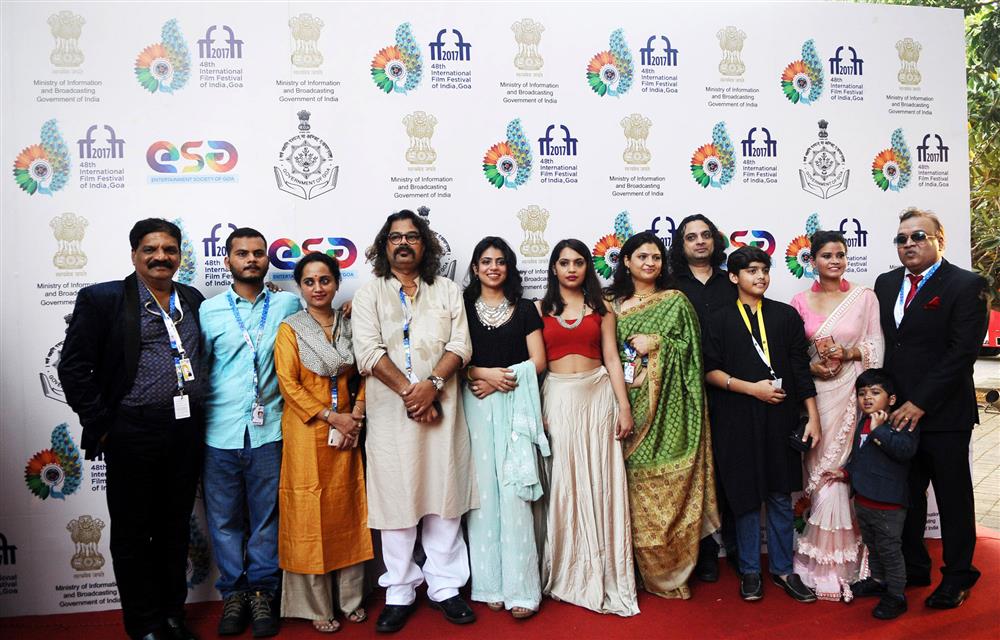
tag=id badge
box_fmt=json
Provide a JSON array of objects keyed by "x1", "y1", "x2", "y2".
[
  {"x1": 327, "y1": 425, "x2": 345, "y2": 448},
  {"x1": 407, "y1": 371, "x2": 420, "y2": 384},
  {"x1": 251, "y1": 403, "x2": 265, "y2": 426},
  {"x1": 173, "y1": 394, "x2": 191, "y2": 420},
  {"x1": 623, "y1": 362, "x2": 635, "y2": 384},
  {"x1": 179, "y1": 357, "x2": 195, "y2": 382},
  {"x1": 772, "y1": 377, "x2": 783, "y2": 390}
]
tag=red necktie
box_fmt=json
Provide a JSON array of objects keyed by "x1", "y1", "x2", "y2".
[{"x1": 903, "y1": 273, "x2": 923, "y2": 309}]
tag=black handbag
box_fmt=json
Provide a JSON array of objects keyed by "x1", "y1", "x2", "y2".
[{"x1": 789, "y1": 415, "x2": 813, "y2": 453}]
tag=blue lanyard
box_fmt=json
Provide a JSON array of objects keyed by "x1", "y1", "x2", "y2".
[
  {"x1": 145, "y1": 284, "x2": 188, "y2": 394},
  {"x1": 398, "y1": 288, "x2": 416, "y2": 382},
  {"x1": 226, "y1": 291, "x2": 270, "y2": 401},
  {"x1": 897, "y1": 260, "x2": 941, "y2": 309},
  {"x1": 622, "y1": 340, "x2": 648, "y2": 366},
  {"x1": 330, "y1": 374, "x2": 339, "y2": 412}
]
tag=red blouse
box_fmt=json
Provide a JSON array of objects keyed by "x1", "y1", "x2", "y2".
[{"x1": 542, "y1": 313, "x2": 602, "y2": 361}]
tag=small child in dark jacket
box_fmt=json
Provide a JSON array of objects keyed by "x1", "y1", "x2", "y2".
[{"x1": 824, "y1": 369, "x2": 918, "y2": 620}]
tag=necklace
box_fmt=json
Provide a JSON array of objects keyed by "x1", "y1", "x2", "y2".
[
  {"x1": 475, "y1": 297, "x2": 513, "y2": 329},
  {"x1": 633, "y1": 288, "x2": 657, "y2": 301},
  {"x1": 555, "y1": 303, "x2": 585, "y2": 330},
  {"x1": 308, "y1": 310, "x2": 335, "y2": 328}
]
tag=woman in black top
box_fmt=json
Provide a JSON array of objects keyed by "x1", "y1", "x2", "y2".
[{"x1": 462, "y1": 237, "x2": 548, "y2": 619}]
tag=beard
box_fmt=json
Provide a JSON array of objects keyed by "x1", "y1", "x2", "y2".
[{"x1": 231, "y1": 268, "x2": 266, "y2": 284}]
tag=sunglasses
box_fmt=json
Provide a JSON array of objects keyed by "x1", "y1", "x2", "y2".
[{"x1": 892, "y1": 230, "x2": 937, "y2": 246}]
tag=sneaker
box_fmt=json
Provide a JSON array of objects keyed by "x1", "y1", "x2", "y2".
[
  {"x1": 850, "y1": 577, "x2": 888, "y2": 598},
  {"x1": 248, "y1": 591, "x2": 279, "y2": 638},
  {"x1": 771, "y1": 573, "x2": 817, "y2": 603},
  {"x1": 872, "y1": 594, "x2": 908, "y2": 620},
  {"x1": 740, "y1": 573, "x2": 764, "y2": 601},
  {"x1": 218, "y1": 592, "x2": 249, "y2": 636}
]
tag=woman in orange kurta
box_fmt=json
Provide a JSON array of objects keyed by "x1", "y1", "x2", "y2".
[{"x1": 275, "y1": 252, "x2": 373, "y2": 633}]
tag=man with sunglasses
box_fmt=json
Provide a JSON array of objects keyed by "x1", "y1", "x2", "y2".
[
  {"x1": 351, "y1": 210, "x2": 477, "y2": 633},
  {"x1": 58, "y1": 219, "x2": 206, "y2": 640},
  {"x1": 874, "y1": 208, "x2": 989, "y2": 610}
]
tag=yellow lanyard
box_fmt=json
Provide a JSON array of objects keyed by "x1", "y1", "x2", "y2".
[{"x1": 736, "y1": 300, "x2": 772, "y2": 369}]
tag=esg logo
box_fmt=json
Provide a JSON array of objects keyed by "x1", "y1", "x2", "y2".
[
  {"x1": 268, "y1": 237, "x2": 358, "y2": 271},
  {"x1": 146, "y1": 140, "x2": 238, "y2": 173},
  {"x1": 729, "y1": 230, "x2": 776, "y2": 255}
]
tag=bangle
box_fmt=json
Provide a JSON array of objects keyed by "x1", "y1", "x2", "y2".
[
  {"x1": 726, "y1": 376, "x2": 733, "y2": 391},
  {"x1": 465, "y1": 368, "x2": 475, "y2": 382},
  {"x1": 322, "y1": 408, "x2": 331, "y2": 421}
]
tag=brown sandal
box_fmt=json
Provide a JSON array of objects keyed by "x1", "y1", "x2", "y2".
[
  {"x1": 487, "y1": 602, "x2": 504, "y2": 612},
  {"x1": 312, "y1": 619, "x2": 340, "y2": 633},
  {"x1": 346, "y1": 607, "x2": 367, "y2": 623},
  {"x1": 511, "y1": 607, "x2": 535, "y2": 619}
]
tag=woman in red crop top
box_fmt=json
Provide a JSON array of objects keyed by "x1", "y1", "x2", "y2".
[{"x1": 534, "y1": 238, "x2": 639, "y2": 617}]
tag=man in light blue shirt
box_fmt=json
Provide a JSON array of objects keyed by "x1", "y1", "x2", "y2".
[{"x1": 200, "y1": 228, "x2": 300, "y2": 638}]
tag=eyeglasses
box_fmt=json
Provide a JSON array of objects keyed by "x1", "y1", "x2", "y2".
[
  {"x1": 892, "y1": 230, "x2": 937, "y2": 246},
  {"x1": 388, "y1": 232, "x2": 422, "y2": 245}
]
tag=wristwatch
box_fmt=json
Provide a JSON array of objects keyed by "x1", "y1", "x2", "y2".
[{"x1": 427, "y1": 375, "x2": 445, "y2": 392}]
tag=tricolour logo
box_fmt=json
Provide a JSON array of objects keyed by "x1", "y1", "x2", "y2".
[
  {"x1": 134, "y1": 19, "x2": 190, "y2": 94},
  {"x1": 24, "y1": 423, "x2": 82, "y2": 501},
  {"x1": 785, "y1": 213, "x2": 821, "y2": 279},
  {"x1": 690, "y1": 122, "x2": 735, "y2": 189},
  {"x1": 13, "y1": 119, "x2": 70, "y2": 196},
  {"x1": 592, "y1": 211, "x2": 634, "y2": 279},
  {"x1": 780, "y1": 39, "x2": 823, "y2": 105},
  {"x1": 587, "y1": 29, "x2": 633, "y2": 97},
  {"x1": 482, "y1": 119, "x2": 531, "y2": 189},
  {"x1": 371, "y1": 23, "x2": 422, "y2": 94},
  {"x1": 871, "y1": 128, "x2": 911, "y2": 192}
]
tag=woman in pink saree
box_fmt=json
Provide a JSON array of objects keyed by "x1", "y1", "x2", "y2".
[{"x1": 790, "y1": 230, "x2": 884, "y2": 602}]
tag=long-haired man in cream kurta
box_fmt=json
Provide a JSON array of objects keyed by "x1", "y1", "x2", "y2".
[{"x1": 352, "y1": 210, "x2": 478, "y2": 634}]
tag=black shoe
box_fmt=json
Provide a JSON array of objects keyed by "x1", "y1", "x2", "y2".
[
  {"x1": 218, "y1": 593, "x2": 249, "y2": 636},
  {"x1": 376, "y1": 604, "x2": 416, "y2": 633},
  {"x1": 924, "y1": 583, "x2": 969, "y2": 609},
  {"x1": 771, "y1": 573, "x2": 817, "y2": 603},
  {"x1": 248, "y1": 591, "x2": 279, "y2": 637},
  {"x1": 694, "y1": 550, "x2": 720, "y2": 583},
  {"x1": 740, "y1": 573, "x2": 763, "y2": 601},
  {"x1": 137, "y1": 632, "x2": 169, "y2": 640},
  {"x1": 906, "y1": 574, "x2": 932, "y2": 587},
  {"x1": 164, "y1": 617, "x2": 197, "y2": 640},
  {"x1": 430, "y1": 595, "x2": 476, "y2": 625},
  {"x1": 850, "y1": 577, "x2": 888, "y2": 598},
  {"x1": 873, "y1": 594, "x2": 908, "y2": 619}
]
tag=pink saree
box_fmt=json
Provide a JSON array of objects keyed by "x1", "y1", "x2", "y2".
[{"x1": 790, "y1": 284, "x2": 884, "y2": 601}]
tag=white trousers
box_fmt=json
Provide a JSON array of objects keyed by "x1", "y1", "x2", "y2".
[{"x1": 379, "y1": 514, "x2": 469, "y2": 605}]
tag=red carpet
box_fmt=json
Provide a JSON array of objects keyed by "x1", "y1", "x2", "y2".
[{"x1": 4, "y1": 527, "x2": 998, "y2": 640}]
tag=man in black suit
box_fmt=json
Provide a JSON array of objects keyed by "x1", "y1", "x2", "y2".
[
  {"x1": 59, "y1": 219, "x2": 206, "y2": 640},
  {"x1": 873, "y1": 207, "x2": 989, "y2": 609}
]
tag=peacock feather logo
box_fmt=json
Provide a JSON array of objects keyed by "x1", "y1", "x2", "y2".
[
  {"x1": 482, "y1": 119, "x2": 531, "y2": 189},
  {"x1": 871, "y1": 128, "x2": 911, "y2": 192},
  {"x1": 173, "y1": 217, "x2": 197, "y2": 284},
  {"x1": 12, "y1": 119, "x2": 70, "y2": 196},
  {"x1": 592, "y1": 211, "x2": 634, "y2": 279},
  {"x1": 785, "y1": 213, "x2": 821, "y2": 279},
  {"x1": 24, "y1": 423, "x2": 82, "y2": 501},
  {"x1": 780, "y1": 39, "x2": 823, "y2": 105},
  {"x1": 690, "y1": 122, "x2": 735, "y2": 189},
  {"x1": 587, "y1": 29, "x2": 633, "y2": 97},
  {"x1": 134, "y1": 19, "x2": 190, "y2": 94},
  {"x1": 371, "y1": 23, "x2": 422, "y2": 94}
]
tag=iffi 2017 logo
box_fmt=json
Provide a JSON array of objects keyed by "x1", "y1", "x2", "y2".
[
  {"x1": 871, "y1": 128, "x2": 911, "y2": 192},
  {"x1": 917, "y1": 134, "x2": 949, "y2": 163},
  {"x1": 483, "y1": 119, "x2": 531, "y2": 189},
  {"x1": 371, "y1": 23, "x2": 422, "y2": 94},
  {"x1": 781, "y1": 39, "x2": 823, "y2": 105},
  {"x1": 785, "y1": 213, "x2": 821, "y2": 279},
  {"x1": 78, "y1": 125, "x2": 124, "y2": 160},
  {"x1": 829, "y1": 45, "x2": 863, "y2": 76},
  {"x1": 587, "y1": 29, "x2": 633, "y2": 97},
  {"x1": 429, "y1": 28, "x2": 471, "y2": 61},
  {"x1": 741, "y1": 127, "x2": 777, "y2": 158},
  {"x1": 690, "y1": 122, "x2": 735, "y2": 189},
  {"x1": 198, "y1": 25, "x2": 244, "y2": 59},
  {"x1": 538, "y1": 124, "x2": 578, "y2": 157},
  {"x1": 134, "y1": 19, "x2": 190, "y2": 94},
  {"x1": 639, "y1": 35, "x2": 677, "y2": 66},
  {"x1": 13, "y1": 119, "x2": 70, "y2": 196},
  {"x1": 24, "y1": 423, "x2": 82, "y2": 501}
]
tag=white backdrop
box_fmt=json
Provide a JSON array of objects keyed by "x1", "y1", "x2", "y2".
[{"x1": 1, "y1": 1, "x2": 968, "y2": 616}]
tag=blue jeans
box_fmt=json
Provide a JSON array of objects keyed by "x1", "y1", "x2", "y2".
[
  {"x1": 735, "y1": 492, "x2": 794, "y2": 576},
  {"x1": 204, "y1": 431, "x2": 282, "y2": 598}
]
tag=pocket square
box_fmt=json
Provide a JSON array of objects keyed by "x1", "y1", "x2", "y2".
[{"x1": 923, "y1": 296, "x2": 941, "y2": 310}]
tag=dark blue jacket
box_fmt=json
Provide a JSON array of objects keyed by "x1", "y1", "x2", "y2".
[
  {"x1": 57, "y1": 273, "x2": 204, "y2": 459},
  {"x1": 844, "y1": 415, "x2": 918, "y2": 507}
]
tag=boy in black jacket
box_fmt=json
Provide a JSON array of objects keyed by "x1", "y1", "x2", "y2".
[{"x1": 825, "y1": 369, "x2": 918, "y2": 619}]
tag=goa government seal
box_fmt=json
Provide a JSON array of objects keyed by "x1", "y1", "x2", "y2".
[
  {"x1": 799, "y1": 120, "x2": 849, "y2": 200},
  {"x1": 417, "y1": 206, "x2": 456, "y2": 280},
  {"x1": 274, "y1": 111, "x2": 339, "y2": 200}
]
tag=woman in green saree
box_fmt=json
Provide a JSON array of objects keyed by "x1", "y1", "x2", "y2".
[{"x1": 605, "y1": 231, "x2": 720, "y2": 599}]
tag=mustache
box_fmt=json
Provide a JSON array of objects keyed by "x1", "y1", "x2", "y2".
[
  {"x1": 147, "y1": 260, "x2": 173, "y2": 269},
  {"x1": 393, "y1": 246, "x2": 414, "y2": 256}
]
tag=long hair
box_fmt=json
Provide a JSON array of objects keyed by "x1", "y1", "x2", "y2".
[
  {"x1": 463, "y1": 236, "x2": 524, "y2": 305},
  {"x1": 540, "y1": 239, "x2": 607, "y2": 317},
  {"x1": 364, "y1": 210, "x2": 442, "y2": 284},
  {"x1": 668, "y1": 214, "x2": 728, "y2": 276},
  {"x1": 604, "y1": 231, "x2": 673, "y2": 301}
]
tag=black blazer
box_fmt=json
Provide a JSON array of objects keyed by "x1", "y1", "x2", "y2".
[
  {"x1": 57, "y1": 273, "x2": 204, "y2": 458},
  {"x1": 845, "y1": 416, "x2": 918, "y2": 507},
  {"x1": 874, "y1": 260, "x2": 988, "y2": 431}
]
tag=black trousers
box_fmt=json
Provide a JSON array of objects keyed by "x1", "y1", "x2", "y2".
[
  {"x1": 105, "y1": 405, "x2": 204, "y2": 639},
  {"x1": 901, "y1": 429, "x2": 980, "y2": 589}
]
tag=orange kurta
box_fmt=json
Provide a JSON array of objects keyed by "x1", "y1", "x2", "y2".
[{"x1": 275, "y1": 322, "x2": 374, "y2": 574}]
